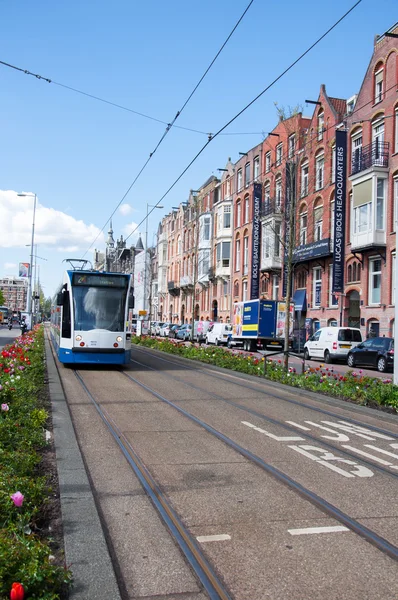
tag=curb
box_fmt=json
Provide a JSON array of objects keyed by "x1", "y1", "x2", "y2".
[{"x1": 45, "y1": 335, "x2": 122, "y2": 599}]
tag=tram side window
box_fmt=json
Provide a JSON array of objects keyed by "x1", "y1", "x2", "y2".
[{"x1": 61, "y1": 291, "x2": 72, "y2": 338}]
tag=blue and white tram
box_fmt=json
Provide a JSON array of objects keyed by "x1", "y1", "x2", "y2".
[{"x1": 51, "y1": 270, "x2": 134, "y2": 365}]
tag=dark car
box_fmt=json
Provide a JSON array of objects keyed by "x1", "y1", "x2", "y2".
[
  {"x1": 347, "y1": 337, "x2": 394, "y2": 372},
  {"x1": 176, "y1": 324, "x2": 192, "y2": 341},
  {"x1": 169, "y1": 324, "x2": 182, "y2": 338}
]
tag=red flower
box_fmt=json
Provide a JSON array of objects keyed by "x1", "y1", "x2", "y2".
[{"x1": 10, "y1": 582, "x2": 24, "y2": 600}]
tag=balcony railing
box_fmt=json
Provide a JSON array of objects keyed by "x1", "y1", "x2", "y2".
[
  {"x1": 261, "y1": 198, "x2": 282, "y2": 218},
  {"x1": 351, "y1": 141, "x2": 389, "y2": 176},
  {"x1": 180, "y1": 275, "x2": 193, "y2": 288},
  {"x1": 167, "y1": 280, "x2": 180, "y2": 296}
]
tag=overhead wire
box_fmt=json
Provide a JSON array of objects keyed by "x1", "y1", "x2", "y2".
[{"x1": 116, "y1": 0, "x2": 362, "y2": 246}]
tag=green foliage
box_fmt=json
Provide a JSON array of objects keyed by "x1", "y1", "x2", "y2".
[
  {"x1": 0, "y1": 290, "x2": 5, "y2": 306},
  {"x1": 132, "y1": 336, "x2": 398, "y2": 411}
]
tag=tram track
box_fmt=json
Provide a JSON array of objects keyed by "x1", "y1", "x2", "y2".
[
  {"x1": 117, "y1": 365, "x2": 398, "y2": 563},
  {"x1": 132, "y1": 344, "x2": 398, "y2": 439},
  {"x1": 128, "y1": 355, "x2": 398, "y2": 480},
  {"x1": 72, "y1": 368, "x2": 233, "y2": 600}
]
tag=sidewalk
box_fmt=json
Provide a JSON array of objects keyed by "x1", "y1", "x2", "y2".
[{"x1": 45, "y1": 335, "x2": 121, "y2": 599}]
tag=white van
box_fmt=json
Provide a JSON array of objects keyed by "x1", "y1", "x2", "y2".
[
  {"x1": 206, "y1": 322, "x2": 232, "y2": 346},
  {"x1": 304, "y1": 327, "x2": 363, "y2": 363}
]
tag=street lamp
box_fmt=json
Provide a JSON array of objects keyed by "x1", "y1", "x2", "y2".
[
  {"x1": 144, "y1": 204, "x2": 164, "y2": 314},
  {"x1": 18, "y1": 192, "x2": 37, "y2": 328}
]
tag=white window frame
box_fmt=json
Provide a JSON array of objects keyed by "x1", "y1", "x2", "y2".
[
  {"x1": 203, "y1": 217, "x2": 211, "y2": 241},
  {"x1": 237, "y1": 169, "x2": 243, "y2": 192},
  {"x1": 331, "y1": 145, "x2": 336, "y2": 184},
  {"x1": 301, "y1": 162, "x2": 309, "y2": 197},
  {"x1": 314, "y1": 206, "x2": 323, "y2": 242},
  {"x1": 313, "y1": 267, "x2": 322, "y2": 308},
  {"x1": 369, "y1": 257, "x2": 382, "y2": 305},
  {"x1": 299, "y1": 212, "x2": 307, "y2": 245},
  {"x1": 243, "y1": 280, "x2": 248, "y2": 302},
  {"x1": 394, "y1": 176, "x2": 398, "y2": 233},
  {"x1": 223, "y1": 205, "x2": 231, "y2": 229},
  {"x1": 236, "y1": 201, "x2": 241, "y2": 228},
  {"x1": 329, "y1": 264, "x2": 338, "y2": 307},
  {"x1": 395, "y1": 108, "x2": 398, "y2": 154},
  {"x1": 354, "y1": 202, "x2": 372, "y2": 234},
  {"x1": 274, "y1": 222, "x2": 281, "y2": 258},
  {"x1": 288, "y1": 134, "x2": 295, "y2": 158},
  {"x1": 235, "y1": 239, "x2": 241, "y2": 271},
  {"x1": 262, "y1": 223, "x2": 271, "y2": 259},
  {"x1": 244, "y1": 197, "x2": 250, "y2": 224},
  {"x1": 375, "y1": 177, "x2": 385, "y2": 231},
  {"x1": 375, "y1": 69, "x2": 383, "y2": 104},
  {"x1": 330, "y1": 201, "x2": 335, "y2": 242},
  {"x1": 315, "y1": 153, "x2": 324, "y2": 191},
  {"x1": 276, "y1": 143, "x2": 283, "y2": 166},
  {"x1": 253, "y1": 156, "x2": 260, "y2": 181},
  {"x1": 272, "y1": 275, "x2": 279, "y2": 301},
  {"x1": 317, "y1": 111, "x2": 324, "y2": 140},
  {"x1": 392, "y1": 253, "x2": 396, "y2": 306},
  {"x1": 265, "y1": 152, "x2": 271, "y2": 172},
  {"x1": 275, "y1": 177, "x2": 282, "y2": 209},
  {"x1": 245, "y1": 162, "x2": 250, "y2": 187},
  {"x1": 243, "y1": 236, "x2": 249, "y2": 275}
]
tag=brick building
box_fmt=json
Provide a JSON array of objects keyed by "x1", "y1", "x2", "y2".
[
  {"x1": 344, "y1": 22, "x2": 398, "y2": 338},
  {"x1": 0, "y1": 276, "x2": 28, "y2": 312}
]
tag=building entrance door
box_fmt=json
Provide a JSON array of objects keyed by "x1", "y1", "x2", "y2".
[{"x1": 348, "y1": 290, "x2": 360, "y2": 328}]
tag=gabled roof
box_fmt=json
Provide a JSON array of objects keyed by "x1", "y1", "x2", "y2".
[
  {"x1": 200, "y1": 175, "x2": 218, "y2": 189},
  {"x1": 329, "y1": 97, "x2": 346, "y2": 119}
]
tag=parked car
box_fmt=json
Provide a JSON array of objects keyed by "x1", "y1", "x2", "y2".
[
  {"x1": 155, "y1": 322, "x2": 165, "y2": 335},
  {"x1": 159, "y1": 323, "x2": 172, "y2": 337},
  {"x1": 303, "y1": 327, "x2": 362, "y2": 363},
  {"x1": 347, "y1": 337, "x2": 394, "y2": 372},
  {"x1": 206, "y1": 323, "x2": 232, "y2": 346},
  {"x1": 169, "y1": 324, "x2": 182, "y2": 338},
  {"x1": 176, "y1": 324, "x2": 192, "y2": 341},
  {"x1": 194, "y1": 320, "x2": 212, "y2": 343}
]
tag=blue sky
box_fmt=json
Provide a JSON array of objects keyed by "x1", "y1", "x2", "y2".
[{"x1": 0, "y1": 0, "x2": 396, "y2": 297}]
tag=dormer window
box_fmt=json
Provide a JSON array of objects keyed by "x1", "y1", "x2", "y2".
[
  {"x1": 317, "y1": 110, "x2": 324, "y2": 141},
  {"x1": 374, "y1": 67, "x2": 383, "y2": 104}
]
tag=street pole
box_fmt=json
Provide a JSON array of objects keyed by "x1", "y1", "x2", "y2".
[
  {"x1": 144, "y1": 204, "x2": 164, "y2": 318},
  {"x1": 284, "y1": 161, "x2": 296, "y2": 370},
  {"x1": 18, "y1": 192, "x2": 37, "y2": 328}
]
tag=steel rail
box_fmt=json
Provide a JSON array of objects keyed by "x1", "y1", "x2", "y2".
[
  {"x1": 72, "y1": 370, "x2": 232, "y2": 600},
  {"x1": 120, "y1": 368, "x2": 398, "y2": 563},
  {"x1": 132, "y1": 345, "x2": 398, "y2": 439},
  {"x1": 128, "y1": 356, "x2": 398, "y2": 480}
]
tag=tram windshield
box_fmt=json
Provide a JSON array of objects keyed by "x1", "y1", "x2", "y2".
[{"x1": 73, "y1": 286, "x2": 127, "y2": 332}]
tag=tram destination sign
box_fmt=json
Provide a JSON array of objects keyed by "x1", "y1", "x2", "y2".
[{"x1": 72, "y1": 274, "x2": 128, "y2": 287}]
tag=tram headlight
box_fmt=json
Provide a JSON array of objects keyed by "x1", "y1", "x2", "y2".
[
  {"x1": 75, "y1": 335, "x2": 82, "y2": 341},
  {"x1": 116, "y1": 336, "x2": 122, "y2": 342},
  {"x1": 113, "y1": 343, "x2": 119, "y2": 348}
]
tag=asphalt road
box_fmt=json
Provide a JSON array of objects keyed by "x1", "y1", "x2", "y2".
[
  {"x1": 0, "y1": 325, "x2": 21, "y2": 349},
  {"x1": 55, "y1": 342, "x2": 398, "y2": 600}
]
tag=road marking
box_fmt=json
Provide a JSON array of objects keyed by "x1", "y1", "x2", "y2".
[
  {"x1": 288, "y1": 526, "x2": 349, "y2": 536},
  {"x1": 242, "y1": 421, "x2": 304, "y2": 442},
  {"x1": 305, "y1": 421, "x2": 349, "y2": 442},
  {"x1": 286, "y1": 421, "x2": 311, "y2": 431},
  {"x1": 342, "y1": 445, "x2": 392, "y2": 466},
  {"x1": 196, "y1": 534, "x2": 231, "y2": 543},
  {"x1": 364, "y1": 445, "x2": 398, "y2": 460}
]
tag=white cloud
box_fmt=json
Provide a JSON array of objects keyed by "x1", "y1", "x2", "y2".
[
  {"x1": 4, "y1": 262, "x2": 17, "y2": 269},
  {"x1": 119, "y1": 203, "x2": 132, "y2": 216},
  {"x1": 122, "y1": 221, "x2": 140, "y2": 241},
  {"x1": 0, "y1": 190, "x2": 104, "y2": 250}
]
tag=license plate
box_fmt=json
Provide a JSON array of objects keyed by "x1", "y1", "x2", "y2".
[
  {"x1": 340, "y1": 344, "x2": 350, "y2": 349},
  {"x1": 270, "y1": 342, "x2": 279, "y2": 345}
]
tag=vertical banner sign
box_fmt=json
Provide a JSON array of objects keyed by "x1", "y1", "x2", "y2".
[
  {"x1": 250, "y1": 183, "x2": 262, "y2": 299},
  {"x1": 19, "y1": 263, "x2": 29, "y2": 278},
  {"x1": 333, "y1": 130, "x2": 347, "y2": 292},
  {"x1": 282, "y1": 162, "x2": 296, "y2": 298}
]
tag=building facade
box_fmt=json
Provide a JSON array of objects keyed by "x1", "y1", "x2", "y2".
[{"x1": 0, "y1": 277, "x2": 28, "y2": 312}]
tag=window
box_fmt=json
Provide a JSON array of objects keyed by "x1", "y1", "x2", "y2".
[
  {"x1": 243, "y1": 281, "x2": 248, "y2": 301},
  {"x1": 376, "y1": 178, "x2": 385, "y2": 230},
  {"x1": 299, "y1": 211, "x2": 307, "y2": 245},
  {"x1": 373, "y1": 121, "x2": 385, "y2": 164},
  {"x1": 330, "y1": 200, "x2": 335, "y2": 241},
  {"x1": 235, "y1": 239, "x2": 241, "y2": 271},
  {"x1": 369, "y1": 258, "x2": 382, "y2": 304},
  {"x1": 261, "y1": 277, "x2": 268, "y2": 294},
  {"x1": 395, "y1": 108, "x2": 398, "y2": 154},
  {"x1": 254, "y1": 156, "x2": 260, "y2": 181},
  {"x1": 243, "y1": 235, "x2": 249, "y2": 275},
  {"x1": 313, "y1": 267, "x2": 322, "y2": 307},
  {"x1": 225, "y1": 177, "x2": 231, "y2": 199},
  {"x1": 265, "y1": 152, "x2": 271, "y2": 172},
  {"x1": 236, "y1": 201, "x2": 241, "y2": 228},
  {"x1": 264, "y1": 184, "x2": 270, "y2": 211},
  {"x1": 392, "y1": 253, "x2": 396, "y2": 305},
  {"x1": 301, "y1": 162, "x2": 309, "y2": 197},
  {"x1": 245, "y1": 162, "x2": 250, "y2": 187},
  {"x1": 329, "y1": 265, "x2": 338, "y2": 307},
  {"x1": 262, "y1": 223, "x2": 271, "y2": 259},
  {"x1": 394, "y1": 177, "x2": 398, "y2": 232},
  {"x1": 275, "y1": 177, "x2": 282, "y2": 209},
  {"x1": 314, "y1": 205, "x2": 323, "y2": 242},
  {"x1": 237, "y1": 169, "x2": 243, "y2": 192},
  {"x1": 288, "y1": 134, "x2": 295, "y2": 158},
  {"x1": 354, "y1": 201, "x2": 371, "y2": 233},
  {"x1": 296, "y1": 271, "x2": 307, "y2": 289},
  {"x1": 234, "y1": 281, "x2": 239, "y2": 297},
  {"x1": 272, "y1": 275, "x2": 279, "y2": 300},
  {"x1": 177, "y1": 236, "x2": 181, "y2": 254},
  {"x1": 223, "y1": 205, "x2": 231, "y2": 228},
  {"x1": 244, "y1": 196, "x2": 250, "y2": 223},
  {"x1": 276, "y1": 144, "x2": 282, "y2": 166},
  {"x1": 315, "y1": 153, "x2": 324, "y2": 191},
  {"x1": 374, "y1": 68, "x2": 383, "y2": 104},
  {"x1": 352, "y1": 134, "x2": 363, "y2": 173},
  {"x1": 331, "y1": 145, "x2": 336, "y2": 183},
  {"x1": 317, "y1": 111, "x2": 324, "y2": 140},
  {"x1": 203, "y1": 217, "x2": 210, "y2": 241},
  {"x1": 200, "y1": 249, "x2": 210, "y2": 276},
  {"x1": 274, "y1": 222, "x2": 281, "y2": 258},
  {"x1": 216, "y1": 241, "x2": 231, "y2": 268}
]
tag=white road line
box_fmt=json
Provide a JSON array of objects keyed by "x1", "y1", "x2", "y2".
[
  {"x1": 286, "y1": 421, "x2": 311, "y2": 431},
  {"x1": 196, "y1": 534, "x2": 231, "y2": 543},
  {"x1": 288, "y1": 526, "x2": 349, "y2": 536},
  {"x1": 364, "y1": 444, "x2": 398, "y2": 460},
  {"x1": 241, "y1": 421, "x2": 304, "y2": 442},
  {"x1": 342, "y1": 445, "x2": 392, "y2": 466}
]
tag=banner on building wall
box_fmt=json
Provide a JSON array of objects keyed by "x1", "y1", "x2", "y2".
[
  {"x1": 332, "y1": 129, "x2": 347, "y2": 293},
  {"x1": 282, "y1": 162, "x2": 296, "y2": 298},
  {"x1": 19, "y1": 263, "x2": 29, "y2": 278},
  {"x1": 250, "y1": 183, "x2": 262, "y2": 299}
]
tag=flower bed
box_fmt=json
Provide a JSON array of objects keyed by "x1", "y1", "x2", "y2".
[
  {"x1": 132, "y1": 336, "x2": 398, "y2": 412},
  {"x1": 0, "y1": 326, "x2": 72, "y2": 600}
]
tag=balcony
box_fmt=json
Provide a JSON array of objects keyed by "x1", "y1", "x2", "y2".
[
  {"x1": 261, "y1": 255, "x2": 282, "y2": 271},
  {"x1": 261, "y1": 198, "x2": 282, "y2": 218},
  {"x1": 351, "y1": 141, "x2": 389, "y2": 176},
  {"x1": 215, "y1": 259, "x2": 231, "y2": 279},
  {"x1": 180, "y1": 274, "x2": 193, "y2": 288},
  {"x1": 208, "y1": 267, "x2": 216, "y2": 282},
  {"x1": 167, "y1": 280, "x2": 180, "y2": 296}
]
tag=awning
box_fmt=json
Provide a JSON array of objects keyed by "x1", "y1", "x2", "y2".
[{"x1": 292, "y1": 289, "x2": 307, "y2": 312}]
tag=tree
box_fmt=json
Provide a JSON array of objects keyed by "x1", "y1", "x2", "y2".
[{"x1": 0, "y1": 290, "x2": 5, "y2": 306}]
